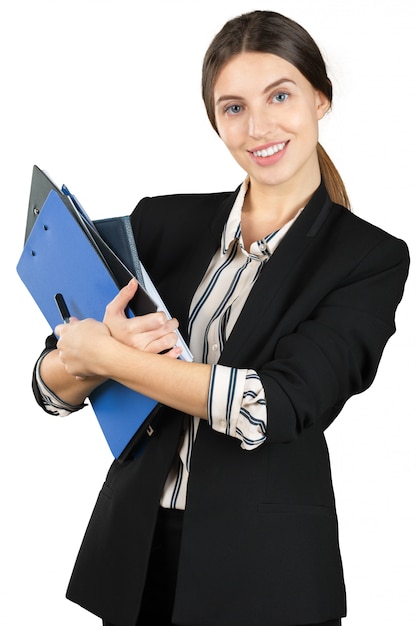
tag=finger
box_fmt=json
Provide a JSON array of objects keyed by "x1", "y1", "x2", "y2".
[
  {"x1": 55, "y1": 323, "x2": 64, "y2": 337},
  {"x1": 55, "y1": 316, "x2": 80, "y2": 337},
  {"x1": 127, "y1": 317, "x2": 180, "y2": 351},
  {"x1": 128, "y1": 316, "x2": 179, "y2": 343},
  {"x1": 106, "y1": 278, "x2": 139, "y2": 318},
  {"x1": 141, "y1": 330, "x2": 181, "y2": 354},
  {"x1": 164, "y1": 346, "x2": 183, "y2": 359},
  {"x1": 127, "y1": 311, "x2": 172, "y2": 334}
]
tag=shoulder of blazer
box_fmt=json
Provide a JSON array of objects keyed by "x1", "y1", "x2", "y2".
[
  {"x1": 131, "y1": 188, "x2": 240, "y2": 237},
  {"x1": 288, "y1": 183, "x2": 409, "y2": 268},
  {"x1": 320, "y1": 202, "x2": 410, "y2": 274}
]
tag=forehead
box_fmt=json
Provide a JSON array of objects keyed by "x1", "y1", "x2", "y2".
[{"x1": 214, "y1": 52, "x2": 307, "y2": 95}]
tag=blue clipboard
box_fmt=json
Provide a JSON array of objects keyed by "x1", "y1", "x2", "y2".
[{"x1": 17, "y1": 189, "x2": 160, "y2": 461}]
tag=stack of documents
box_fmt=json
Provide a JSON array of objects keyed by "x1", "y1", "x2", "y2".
[{"x1": 17, "y1": 166, "x2": 192, "y2": 462}]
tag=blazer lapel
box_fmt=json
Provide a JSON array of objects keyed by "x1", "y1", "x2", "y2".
[
  {"x1": 219, "y1": 182, "x2": 333, "y2": 363},
  {"x1": 165, "y1": 188, "x2": 240, "y2": 343}
]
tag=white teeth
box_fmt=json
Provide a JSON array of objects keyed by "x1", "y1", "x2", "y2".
[{"x1": 253, "y1": 142, "x2": 286, "y2": 157}]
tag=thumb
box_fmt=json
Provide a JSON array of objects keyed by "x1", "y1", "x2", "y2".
[{"x1": 106, "y1": 278, "x2": 139, "y2": 317}]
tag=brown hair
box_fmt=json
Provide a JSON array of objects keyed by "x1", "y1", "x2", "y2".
[{"x1": 202, "y1": 10, "x2": 350, "y2": 209}]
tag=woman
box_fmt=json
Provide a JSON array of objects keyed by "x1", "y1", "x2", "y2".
[{"x1": 33, "y1": 10, "x2": 409, "y2": 626}]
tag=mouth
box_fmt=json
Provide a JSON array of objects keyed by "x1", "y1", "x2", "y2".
[{"x1": 250, "y1": 142, "x2": 287, "y2": 158}]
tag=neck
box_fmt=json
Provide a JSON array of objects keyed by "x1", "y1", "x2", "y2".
[
  {"x1": 240, "y1": 174, "x2": 320, "y2": 250},
  {"x1": 243, "y1": 174, "x2": 321, "y2": 225}
]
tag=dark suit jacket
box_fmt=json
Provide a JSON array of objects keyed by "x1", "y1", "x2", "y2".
[{"x1": 55, "y1": 182, "x2": 408, "y2": 626}]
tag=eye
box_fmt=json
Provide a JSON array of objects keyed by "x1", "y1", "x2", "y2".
[
  {"x1": 272, "y1": 92, "x2": 289, "y2": 103},
  {"x1": 225, "y1": 104, "x2": 243, "y2": 115}
]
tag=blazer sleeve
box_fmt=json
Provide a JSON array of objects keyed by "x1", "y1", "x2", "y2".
[{"x1": 260, "y1": 235, "x2": 410, "y2": 443}]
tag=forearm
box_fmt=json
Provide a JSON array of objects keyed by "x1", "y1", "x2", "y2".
[
  {"x1": 77, "y1": 334, "x2": 211, "y2": 419},
  {"x1": 40, "y1": 349, "x2": 105, "y2": 406},
  {"x1": 53, "y1": 286, "x2": 212, "y2": 417}
]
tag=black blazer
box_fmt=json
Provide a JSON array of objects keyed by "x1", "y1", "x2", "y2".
[{"x1": 59, "y1": 183, "x2": 409, "y2": 626}]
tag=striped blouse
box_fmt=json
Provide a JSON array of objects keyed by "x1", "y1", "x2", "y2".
[
  {"x1": 35, "y1": 180, "x2": 302, "y2": 510},
  {"x1": 160, "y1": 181, "x2": 301, "y2": 509}
]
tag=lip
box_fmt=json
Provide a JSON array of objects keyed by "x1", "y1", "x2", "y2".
[{"x1": 248, "y1": 141, "x2": 289, "y2": 166}]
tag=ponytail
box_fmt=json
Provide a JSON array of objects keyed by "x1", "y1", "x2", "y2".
[{"x1": 317, "y1": 143, "x2": 351, "y2": 210}]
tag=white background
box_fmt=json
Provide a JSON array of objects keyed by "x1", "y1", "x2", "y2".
[{"x1": 1, "y1": 1, "x2": 416, "y2": 624}]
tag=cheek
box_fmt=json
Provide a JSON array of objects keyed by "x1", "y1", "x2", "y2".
[
  {"x1": 217, "y1": 122, "x2": 239, "y2": 150},
  {"x1": 291, "y1": 107, "x2": 320, "y2": 139}
]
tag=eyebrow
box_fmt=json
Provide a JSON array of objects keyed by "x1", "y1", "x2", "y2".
[{"x1": 215, "y1": 77, "x2": 296, "y2": 106}]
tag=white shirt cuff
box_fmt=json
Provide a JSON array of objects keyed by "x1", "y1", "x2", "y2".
[{"x1": 208, "y1": 365, "x2": 267, "y2": 450}]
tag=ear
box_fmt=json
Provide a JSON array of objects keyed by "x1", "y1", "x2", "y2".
[{"x1": 315, "y1": 90, "x2": 331, "y2": 120}]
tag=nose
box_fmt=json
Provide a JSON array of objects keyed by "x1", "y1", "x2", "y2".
[{"x1": 248, "y1": 106, "x2": 275, "y2": 139}]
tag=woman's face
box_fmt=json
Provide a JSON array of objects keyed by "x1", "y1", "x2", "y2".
[{"x1": 213, "y1": 52, "x2": 330, "y2": 194}]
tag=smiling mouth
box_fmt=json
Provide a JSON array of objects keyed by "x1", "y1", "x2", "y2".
[{"x1": 251, "y1": 142, "x2": 287, "y2": 157}]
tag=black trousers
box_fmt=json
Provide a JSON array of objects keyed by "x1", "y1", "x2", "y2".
[{"x1": 103, "y1": 507, "x2": 342, "y2": 626}]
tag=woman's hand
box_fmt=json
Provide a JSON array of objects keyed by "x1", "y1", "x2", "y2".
[
  {"x1": 54, "y1": 278, "x2": 211, "y2": 418},
  {"x1": 54, "y1": 279, "x2": 182, "y2": 380},
  {"x1": 103, "y1": 278, "x2": 182, "y2": 357},
  {"x1": 55, "y1": 317, "x2": 112, "y2": 379}
]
